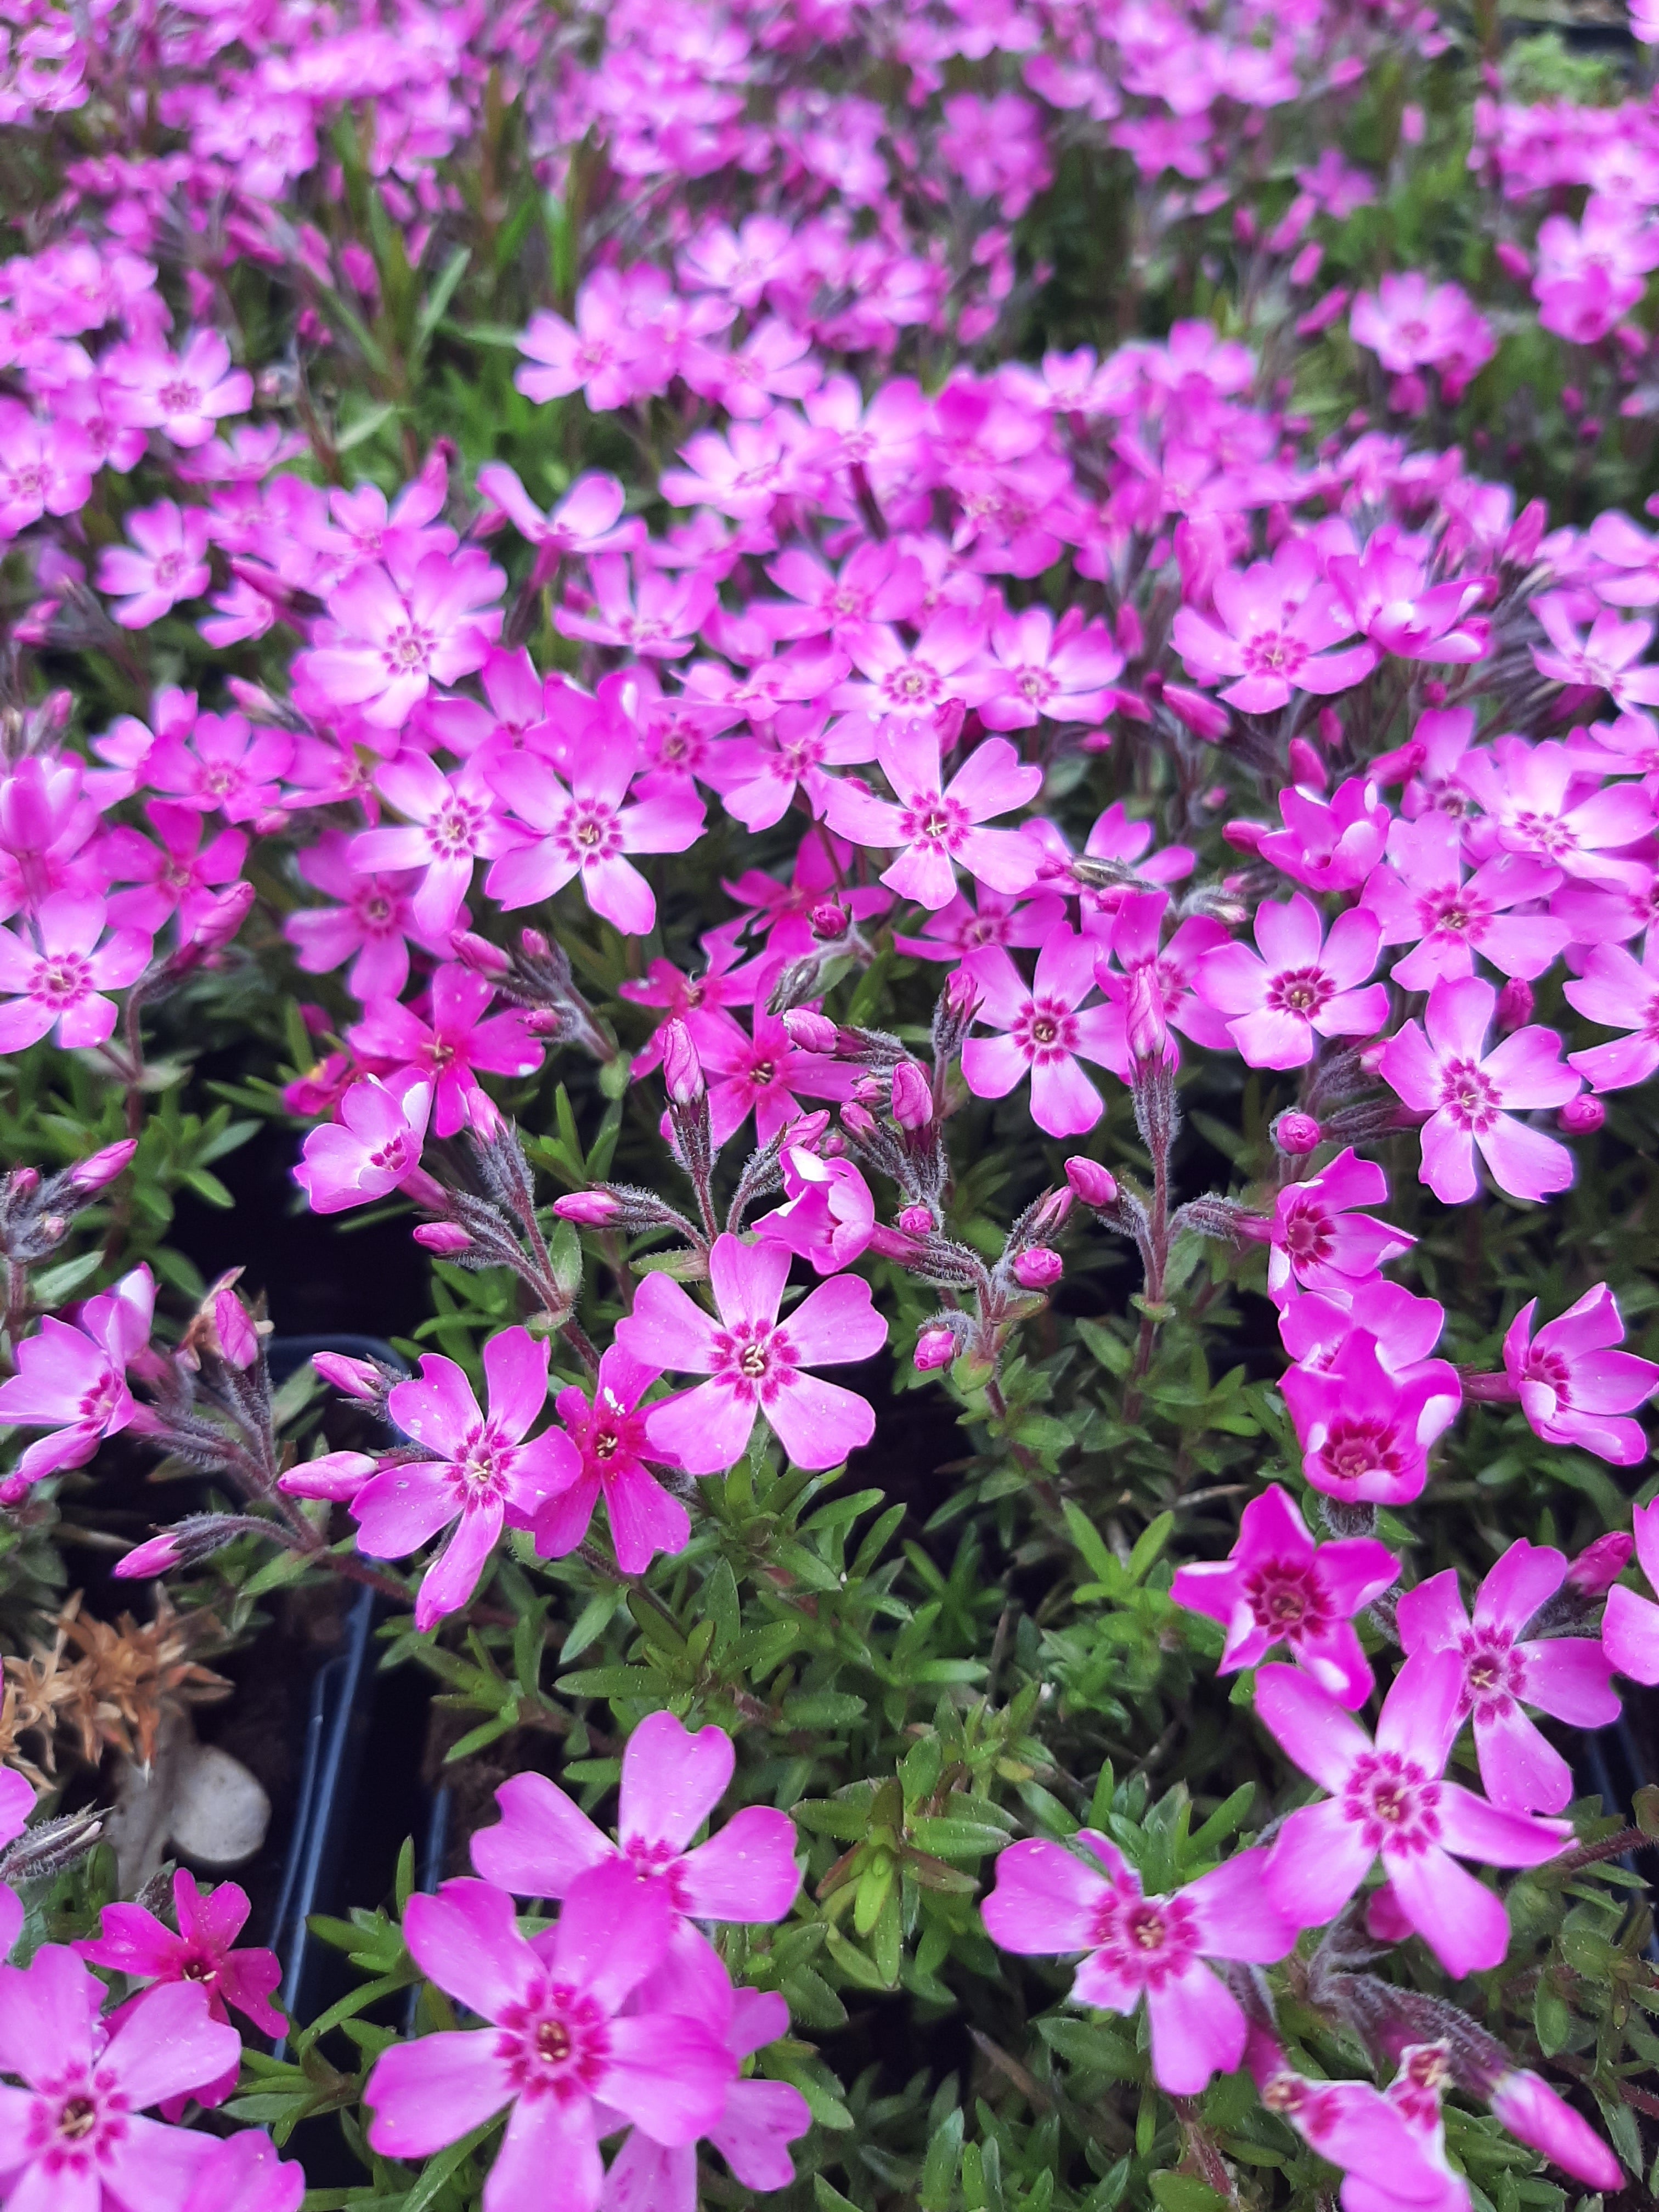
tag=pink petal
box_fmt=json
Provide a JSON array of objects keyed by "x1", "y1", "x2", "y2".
[
  {"x1": 764, "y1": 1369, "x2": 874, "y2": 1469},
  {"x1": 981, "y1": 1838, "x2": 1110, "y2": 1955},
  {"x1": 618, "y1": 1711, "x2": 735, "y2": 1855},
  {"x1": 482, "y1": 1327, "x2": 550, "y2": 1443},
  {"x1": 404, "y1": 1880, "x2": 542, "y2": 2021},
  {"x1": 1183, "y1": 1847, "x2": 1297, "y2": 1962},
  {"x1": 1144, "y1": 1962, "x2": 1246, "y2": 2095},
  {"x1": 1604, "y1": 1583, "x2": 1659, "y2": 1683},
  {"x1": 678, "y1": 1809, "x2": 802, "y2": 1921},
  {"x1": 1028, "y1": 1051, "x2": 1104, "y2": 1137},
  {"x1": 782, "y1": 1273, "x2": 887, "y2": 1367},
  {"x1": 471, "y1": 1773, "x2": 613, "y2": 1899},
  {"x1": 1254, "y1": 1663, "x2": 1368, "y2": 1791},
  {"x1": 603, "y1": 2013, "x2": 735, "y2": 2145},
  {"x1": 603, "y1": 1462, "x2": 691, "y2": 1575},
  {"x1": 615, "y1": 1273, "x2": 720, "y2": 1376},
  {"x1": 1474, "y1": 1539, "x2": 1565, "y2": 1635},
  {"x1": 1520, "y1": 1635, "x2": 1620, "y2": 1725},
  {"x1": 1435, "y1": 1783, "x2": 1568, "y2": 1867},
  {"x1": 1384, "y1": 1843, "x2": 1512, "y2": 1978},
  {"x1": 1474, "y1": 1704, "x2": 1573, "y2": 1815},
  {"x1": 365, "y1": 2029, "x2": 513, "y2": 2160},
  {"x1": 644, "y1": 1380, "x2": 757, "y2": 1475},
  {"x1": 1263, "y1": 1800, "x2": 1374, "y2": 1927},
  {"x1": 486, "y1": 2092, "x2": 602, "y2": 2212},
  {"x1": 104, "y1": 1982, "x2": 240, "y2": 2110}
]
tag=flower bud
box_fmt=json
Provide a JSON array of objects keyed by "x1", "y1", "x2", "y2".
[
  {"x1": 840, "y1": 1102, "x2": 877, "y2": 1141},
  {"x1": 113, "y1": 1513, "x2": 254, "y2": 1579},
  {"x1": 897, "y1": 1204, "x2": 935, "y2": 1237},
  {"x1": 1125, "y1": 967, "x2": 1171, "y2": 1068},
  {"x1": 1494, "y1": 978, "x2": 1534, "y2": 1033},
  {"x1": 659, "y1": 1018, "x2": 704, "y2": 1105},
  {"x1": 67, "y1": 1139, "x2": 138, "y2": 1195},
  {"x1": 1012, "y1": 1246, "x2": 1063, "y2": 1290},
  {"x1": 451, "y1": 930, "x2": 511, "y2": 978},
  {"x1": 1272, "y1": 1110, "x2": 1323, "y2": 1156},
  {"x1": 1030, "y1": 1188, "x2": 1074, "y2": 1237},
  {"x1": 1494, "y1": 239, "x2": 1532, "y2": 284},
  {"x1": 112, "y1": 1531, "x2": 185, "y2": 1578},
  {"x1": 783, "y1": 1008, "x2": 838, "y2": 1053},
  {"x1": 891, "y1": 1060, "x2": 932, "y2": 1130},
  {"x1": 1565, "y1": 1528, "x2": 1633, "y2": 1600},
  {"x1": 810, "y1": 901, "x2": 850, "y2": 941},
  {"x1": 520, "y1": 928, "x2": 551, "y2": 961},
  {"x1": 1065, "y1": 1157, "x2": 1118, "y2": 1208},
  {"x1": 184, "y1": 878, "x2": 256, "y2": 954},
  {"x1": 414, "y1": 1221, "x2": 474, "y2": 1255},
  {"x1": 1558, "y1": 1093, "x2": 1605, "y2": 1135},
  {"x1": 213, "y1": 1289, "x2": 260, "y2": 1370},
  {"x1": 6, "y1": 1167, "x2": 40, "y2": 1202},
  {"x1": 1162, "y1": 684, "x2": 1232, "y2": 742},
  {"x1": 945, "y1": 967, "x2": 980, "y2": 1020},
  {"x1": 914, "y1": 1325, "x2": 956, "y2": 1371},
  {"x1": 1487, "y1": 2073, "x2": 1623, "y2": 2192},
  {"x1": 279, "y1": 1449, "x2": 379, "y2": 1500},
  {"x1": 553, "y1": 1190, "x2": 620, "y2": 1226},
  {"x1": 313, "y1": 1351, "x2": 388, "y2": 1401},
  {"x1": 1286, "y1": 737, "x2": 1327, "y2": 791},
  {"x1": 0, "y1": 1807, "x2": 103, "y2": 1888},
  {"x1": 1221, "y1": 818, "x2": 1267, "y2": 854}
]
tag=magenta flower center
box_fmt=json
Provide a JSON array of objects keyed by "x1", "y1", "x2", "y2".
[
  {"x1": 1278, "y1": 1195, "x2": 1333, "y2": 1264},
  {"x1": 1342, "y1": 1749, "x2": 1442, "y2": 1854},
  {"x1": 1267, "y1": 965, "x2": 1330, "y2": 1016},
  {"x1": 1458, "y1": 1624, "x2": 1526, "y2": 1718},
  {"x1": 156, "y1": 379, "x2": 201, "y2": 415},
  {"x1": 1087, "y1": 1889, "x2": 1199, "y2": 1990},
  {"x1": 367, "y1": 1132, "x2": 413, "y2": 1173},
  {"x1": 453, "y1": 1421, "x2": 516, "y2": 1496},
  {"x1": 1438, "y1": 1056, "x2": 1499, "y2": 1130},
  {"x1": 899, "y1": 792, "x2": 970, "y2": 853},
  {"x1": 1510, "y1": 808, "x2": 1575, "y2": 860},
  {"x1": 496, "y1": 1982, "x2": 611, "y2": 2103},
  {"x1": 1015, "y1": 667, "x2": 1056, "y2": 702},
  {"x1": 152, "y1": 551, "x2": 187, "y2": 586},
  {"x1": 710, "y1": 1318, "x2": 797, "y2": 1404},
  {"x1": 558, "y1": 802, "x2": 622, "y2": 861},
  {"x1": 357, "y1": 891, "x2": 395, "y2": 930},
  {"x1": 30, "y1": 2072, "x2": 131, "y2": 2170},
  {"x1": 1524, "y1": 1347, "x2": 1571, "y2": 1401},
  {"x1": 1319, "y1": 1415, "x2": 1407, "y2": 1491},
  {"x1": 1244, "y1": 1561, "x2": 1325, "y2": 1640},
  {"x1": 382, "y1": 622, "x2": 434, "y2": 674},
  {"x1": 884, "y1": 663, "x2": 943, "y2": 706},
  {"x1": 1240, "y1": 626, "x2": 1308, "y2": 680},
  {"x1": 427, "y1": 798, "x2": 484, "y2": 859},
  {"x1": 32, "y1": 953, "x2": 91, "y2": 1007},
  {"x1": 1423, "y1": 888, "x2": 1488, "y2": 938},
  {"x1": 1014, "y1": 995, "x2": 1079, "y2": 1063}
]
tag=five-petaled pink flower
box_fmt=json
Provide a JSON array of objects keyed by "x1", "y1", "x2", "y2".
[
  {"x1": 363, "y1": 1866, "x2": 733, "y2": 2212},
  {"x1": 1281, "y1": 1328, "x2": 1462, "y2": 1508},
  {"x1": 823, "y1": 727, "x2": 1040, "y2": 912},
  {"x1": 486, "y1": 740, "x2": 704, "y2": 935},
  {"x1": 300, "y1": 546, "x2": 505, "y2": 729},
  {"x1": 1265, "y1": 1148, "x2": 1414, "y2": 1306},
  {"x1": 355, "y1": 1329, "x2": 580, "y2": 1632},
  {"x1": 0, "y1": 891, "x2": 150, "y2": 1052},
  {"x1": 961, "y1": 926, "x2": 1121, "y2": 1138},
  {"x1": 292, "y1": 1074, "x2": 434, "y2": 1216},
  {"x1": 1197, "y1": 894, "x2": 1387, "y2": 1068},
  {"x1": 1379, "y1": 975, "x2": 1579, "y2": 1205},
  {"x1": 616, "y1": 1233, "x2": 886, "y2": 1474},
  {"x1": 1170, "y1": 1484, "x2": 1398, "y2": 1709},
  {"x1": 981, "y1": 1833, "x2": 1296, "y2": 2094},
  {"x1": 1565, "y1": 931, "x2": 1659, "y2": 1092},
  {"x1": 532, "y1": 1345, "x2": 691, "y2": 1575},
  {"x1": 1502, "y1": 1284, "x2": 1659, "y2": 1464},
  {"x1": 1362, "y1": 815, "x2": 1570, "y2": 990},
  {"x1": 1172, "y1": 539, "x2": 1378, "y2": 713},
  {"x1": 349, "y1": 964, "x2": 544, "y2": 1138},
  {"x1": 1398, "y1": 1539, "x2": 1619, "y2": 1814},
  {"x1": 472, "y1": 1708, "x2": 800, "y2": 1926},
  {"x1": 1257, "y1": 1649, "x2": 1569, "y2": 1978},
  {"x1": 110, "y1": 330, "x2": 253, "y2": 449},
  {"x1": 350, "y1": 757, "x2": 507, "y2": 939},
  {"x1": 0, "y1": 1263, "x2": 155, "y2": 1494},
  {"x1": 96, "y1": 500, "x2": 212, "y2": 628}
]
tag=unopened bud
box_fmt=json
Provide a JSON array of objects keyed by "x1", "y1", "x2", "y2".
[
  {"x1": 520, "y1": 928, "x2": 551, "y2": 961},
  {"x1": 891, "y1": 1061, "x2": 932, "y2": 1130},
  {"x1": 185, "y1": 878, "x2": 256, "y2": 954},
  {"x1": 7, "y1": 1168, "x2": 40, "y2": 1202},
  {"x1": 67, "y1": 1139, "x2": 138, "y2": 1195},
  {"x1": 783, "y1": 1008, "x2": 838, "y2": 1053},
  {"x1": 0, "y1": 1806, "x2": 103, "y2": 1887},
  {"x1": 1565, "y1": 1528, "x2": 1632, "y2": 1599},
  {"x1": 1030, "y1": 1188, "x2": 1074, "y2": 1237},
  {"x1": 1163, "y1": 684, "x2": 1232, "y2": 742},
  {"x1": 313, "y1": 1351, "x2": 388, "y2": 1402},
  {"x1": 113, "y1": 1513, "x2": 255, "y2": 1579},
  {"x1": 414, "y1": 1221, "x2": 473, "y2": 1255},
  {"x1": 1286, "y1": 737, "x2": 1327, "y2": 791},
  {"x1": 1125, "y1": 967, "x2": 1171, "y2": 1068},
  {"x1": 914, "y1": 1325, "x2": 956, "y2": 1372},
  {"x1": 1221, "y1": 819, "x2": 1267, "y2": 854},
  {"x1": 1488, "y1": 2073, "x2": 1623, "y2": 2193},
  {"x1": 660, "y1": 1018, "x2": 704, "y2": 1105},
  {"x1": 1065, "y1": 1157, "x2": 1119, "y2": 1208},
  {"x1": 945, "y1": 967, "x2": 980, "y2": 1018},
  {"x1": 451, "y1": 930, "x2": 511, "y2": 978},
  {"x1": 897, "y1": 1204, "x2": 935, "y2": 1237},
  {"x1": 1272, "y1": 1110, "x2": 1323, "y2": 1156},
  {"x1": 840, "y1": 1102, "x2": 877, "y2": 1141},
  {"x1": 1558, "y1": 1094, "x2": 1604, "y2": 1135},
  {"x1": 1012, "y1": 1246, "x2": 1063, "y2": 1290},
  {"x1": 279, "y1": 1449, "x2": 379, "y2": 1500},
  {"x1": 1495, "y1": 978, "x2": 1534, "y2": 1033},
  {"x1": 553, "y1": 1190, "x2": 620, "y2": 1226},
  {"x1": 810, "y1": 901, "x2": 850, "y2": 941},
  {"x1": 214, "y1": 1290, "x2": 259, "y2": 1370}
]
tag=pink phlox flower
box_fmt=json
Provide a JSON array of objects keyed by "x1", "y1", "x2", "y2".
[
  {"x1": 1485, "y1": 2070, "x2": 1624, "y2": 2194},
  {"x1": 1028, "y1": 801, "x2": 1193, "y2": 935},
  {"x1": 1170, "y1": 1483, "x2": 1397, "y2": 1709},
  {"x1": 755, "y1": 543, "x2": 925, "y2": 645},
  {"x1": 0, "y1": 1768, "x2": 34, "y2": 1957},
  {"x1": 107, "y1": 329, "x2": 253, "y2": 449},
  {"x1": 599, "y1": 1936, "x2": 809, "y2": 2211},
  {"x1": 1566, "y1": 928, "x2": 1659, "y2": 1091},
  {"x1": 894, "y1": 883, "x2": 1066, "y2": 962},
  {"x1": 1328, "y1": 540, "x2": 1492, "y2": 664},
  {"x1": 1362, "y1": 815, "x2": 1569, "y2": 990},
  {"x1": 362, "y1": 1867, "x2": 735, "y2": 2207},
  {"x1": 292, "y1": 1073, "x2": 433, "y2": 1217},
  {"x1": 99, "y1": 800, "x2": 247, "y2": 941},
  {"x1": 1196, "y1": 894, "x2": 1387, "y2": 1069},
  {"x1": 828, "y1": 608, "x2": 992, "y2": 729},
  {"x1": 0, "y1": 399, "x2": 94, "y2": 538},
  {"x1": 961, "y1": 925, "x2": 1121, "y2": 1137},
  {"x1": 677, "y1": 215, "x2": 797, "y2": 312},
  {"x1": 0, "y1": 1946, "x2": 242, "y2": 2205},
  {"x1": 1377, "y1": 706, "x2": 1480, "y2": 823},
  {"x1": 351, "y1": 755, "x2": 509, "y2": 939},
  {"x1": 486, "y1": 731, "x2": 704, "y2": 934},
  {"x1": 1379, "y1": 975, "x2": 1580, "y2": 1205},
  {"x1": 680, "y1": 639, "x2": 851, "y2": 736},
  {"x1": 0, "y1": 751, "x2": 102, "y2": 919},
  {"x1": 96, "y1": 500, "x2": 212, "y2": 628},
  {"x1": 1535, "y1": 198, "x2": 1659, "y2": 343},
  {"x1": 1528, "y1": 592, "x2": 1659, "y2": 712},
  {"x1": 1172, "y1": 539, "x2": 1378, "y2": 714},
  {"x1": 1281, "y1": 1328, "x2": 1462, "y2": 1508},
  {"x1": 957, "y1": 605, "x2": 1125, "y2": 730},
  {"x1": 713, "y1": 707, "x2": 878, "y2": 834},
  {"x1": 0, "y1": 890, "x2": 150, "y2": 1053},
  {"x1": 1502, "y1": 1283, "x2": 1659, "y2": 1464},
  {"x1": 1552, "y1": 870, "x2": 1659, "y2": 950},
  {"x1": 981, "y1": 1831, "x2": 1296, "y2": 2094},
  {"x1": 1278, "y1": 1278, "x2": 1449, "y2": 1379},
  {"x1": 1349, "y1": 273, "x2": 1494, "y2": 397},
  {"x1": 753, "y1": 1118, "x2": 877, "y2": 1274},
  {"x1": 1604, "y1": 1499, "x2": 1659, "y2": 1685},
  {"x1": 414, "y1": 646, "x2": 571, "y2": 761},
  {"x1": 531, "y1": 1344, "x2": 690, "y2": 1576},
  {"x1": 516, "y1": 268, "x2": 704, "y2": 413},
  {"x1": 76, "y1": 1869, "x2": 284, "y2": 2113},
  {"x1": 1256, "y1": 2059, "x2": 1464, "y2": 2212},
  {"x1": 349, "y1": 965, "x2": 544, "y2": 1138},
  {"x1": 356, "y1": 1329, "x2": 580, "y2": 1632},
  {"x1": 822, "y1": 725, "x2": 1040, "y2": 910},
  {"x1": 615, "y1": 1232, "x2": 887, "y2": 1474},
  {"x1": 1458, "y1": 732, "x2": 1655, "y2": 881},
  {"x1": 145, "y1": 709, "x2": 294, "y2": 825},
  {"x1": 680, "y1": 317, "x2": 822, "y2": 417},
  {"x1": 1257, "y1": 1648, "x2": 1570, "y2": 1976},
  {"x1": 1398, "y1": 1539, "x2": 1620, "y2": 1814},
  {"x1": 1583, "y1": 509, "x2": 1659, "y2": 607},
  {"x1": 938, "y1": 91, "x2": 1052, "y2": 217},
  {"x1": 622, "y1": 923, "x2": 759, "y2": 1069},
  {"x1": 180, "y1": 2131, "x2": 304, "y2": 2212},
  {"x1": 472, "y1": 1708, "x2": 801, "y2": 1926},
  {"x1": 721, "y1": 827, "x2": 890, "y2": 962},
  {"x1": 1089, "y1": 889, "x2": 1233, "y2": 1075},
  {"x1": 1257, "y1": 775, "x2": 1391, "y2": 893},
  {"x1": 287, "y1": 828, "x2": 450, "y2": 1003},
  {"x1": 554, "y1": 553, "x2": 715, "y2": 658},
  {"x1": 297, "y1": 543, "x2": 505, "y2": 729},
  {"x1": 475, "y1": 462, "x2": 642, "y2": 572},
  {"x1": 658, "y1": 415, "x2": 824, "y2": 522}
]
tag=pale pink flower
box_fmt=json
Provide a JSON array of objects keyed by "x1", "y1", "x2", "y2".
[
  {"x1": 1379, "y1": 976, "x2": 1580, "y2": 1204},
  {"x1": 0, "y1": 401, "x2": 94, "y2": 538},
  {"x1": 1398, "y1": 1539, "x2": 1620, "y2": 1814},
  {"x1": 1502, "y1": 1283, "x2": 1659, "y2": 1464},
  {"x1": 961, "y1": 927, "x2": 1122, "y2": 1138},
  {"x1": 0, "y1": 1261, "x2": 154, "y2": 1492},
  {"x1": 475, "y1": 462, "x2": 641, "y2": 568},
  {"x1": 1566, "y1": 932, "x2": 1659, "y2": 1091},
  {"x1": 532, "y1": 1346, "x2": 691, "y2": 1576},
  {"x1": 554, "y1": 555, "x2": 715, "y2": 658},
  {"x1": 1528, "y1": 595, "x2": 1659, "y2": 712},
  {"x1": 1257, "y1": 1650, "x2": 1568, "y2": 1976},
  {"x1": 1172, "y1": 540, "x2": 1377, "y2": 713},
  {"x1": 1196, "y1": 894, "x2": 1387, "y2": 1068},
  {"x1": 292, "y1": 1074, "x2": 433, "y2": 1216},
  {"x1": 0, "y1": 891, "x2": 150, "y2": 1051},
  {"x1": 981, "y1": 1834, "x2": 1295, "y2": 2094},
  {"x1": 1350, "y1": 273, "x2": 1494, "y2": 396},
  {"x1": 298, "y1": 546, "x2": 504, "y2": 729},
  {"x1": 615, "y1": 1233, "x2": 886, "y2": 1475},
  {"x1": 182, "y1": 2132, "x2": 304, "y2": 2212},
  {"x1": 1170, "y1": 1485, "x2": 1397, "y2": 1709},
  {"x1": 1265, "y1": 1148, "x2": 1414, "y2": 1305},
  {"x1": 108, "y1": 330, "x2": 252, "y2": 448},
  {"x1": 486, "y1": 740, "x2": 703, "y2": 935},
  {"x1": 1457, "y1": 733, "x2": 1655, "y2": 877},
  {"x1": 958, "y1": 606, "x2": 1124, "y2": 730},
  {"x1": 96, "y1": 501, "x2": 212, "y2": 627},
  {"x1": 351, "y1": 757, "x2": 508, "y2": 939},
  {"x1": 828, "y1": 609, "x2": 991, "y2": 727},
  {"x1": 349, "y1": 966, "x2": 544, "y2": 1137},
  {"x1": 1362, "y1": 816, "x2": 1569, "y2": 990},
  {"x1": 822, "y1": 727, "x2": 1040, "y2": 911},
  {"x1": 1252, "y1": 2039, "x2": 1468, "y2": 2212}
]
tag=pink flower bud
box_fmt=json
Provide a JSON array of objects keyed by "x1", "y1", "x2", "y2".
[
  {"x1": 414, "y1": 1221, "x2": 473, "y2": 1255},
  {"x1": 1558, "y1": 1094, "x2": 1605, "y2": 1134},
  {"x1": 279, "y1": 1449, "x2": 379, "y2": 1501},
  {"x1": 891, "y1": 1061, "x2": 932, "y2": 1129},
  {"x1": 1494, "y1": 240, "x2": 1532, "y2": 284},
  {"x1": 1221, "y1": 817, "x2": 1267, "y2": 854},
  {"x1": 214, "y1": 1290, "x2": 259, "y2": 1370},
  {"x1": 1565, "y1": 1528, "x2": 1632, "y2": 1599},
  {"x1": 1116, "y1": 601, "x2": 1143, "y2": 657},
  {"x1": 552, "y1": 1190, "x2": 620, "y2": 1226},
  {"x1": 1125, "y1": 967, "x2": 1171, "y2": 1067},
  {"x1": 1065, "y1": 1157, "x2": 1118, "y2": 1207},
  {"x1": 1272, "y1": 1111, "x2": 1323, "y2": 1156},
  {"x1": 1286, "y1": 737, "x2": 1327, "y2": 791},
  {"x1": 520, "y1": 928, "x2": 551, "y2": 961},
  {"x1": 841, "y1": 1102, "x2": 877, "y2": 1141},
  {"x1": 897, "y1": 1204, "x2": 934, "y2": 1237},
  {"x1": 1488, "y1": 2073, "x2": 1623, "y2": 2192},
  {"x1": 1013, "y1": 1246, "x2": 1063, "y2": 1290},
  {"x1": 1031, "y1": 1188, "x2": 1074, "y2": 1237},
  {"x1": 67, "y1": 1139, "x2": 138, "y2": 1194},
  {"x1": 914, "y1": 1325, "x2": 956, "y2": 1371},
  {"x1": 810, "y1": 901, "x2": 850, "y2": 941},
  {"x1": 945, "y1": 967, "x2": 980, "y2": 1020},
  {"x1": 1494, "y1": 978, "x2": 1534, "y2": 1033},
  {"x1": 112, "y1": 1531, "x2": 184, "y2": 1578},
  {"x1": 660, "y1": 1018, "x2": 704, "y2": 1105},
  {"x1": 1163, "y1": 682, "x2": 1232, "y2": 742},
  {"x1": 783, "y1": 1008, "x2": 838, "y2": 1053},
  {"x1": 1363, "y1": 1879, "x2": 1414, "y2": 1945},
  {"x1": 185, "y1": 879, "x2": 256, "y2": 954},
  {"x1": 313, "y1": 1352, "x2": 386, "y2": 1401},
  {"x1": 451, "y1": 930, "x2": 511, "y2": 978},
  {"x1": 7, "y1": 1167, "x2": 38, "y2": 1200},
  {"x1": 0, "y1": 1474, "x2": 29, "y2": 1508}
]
